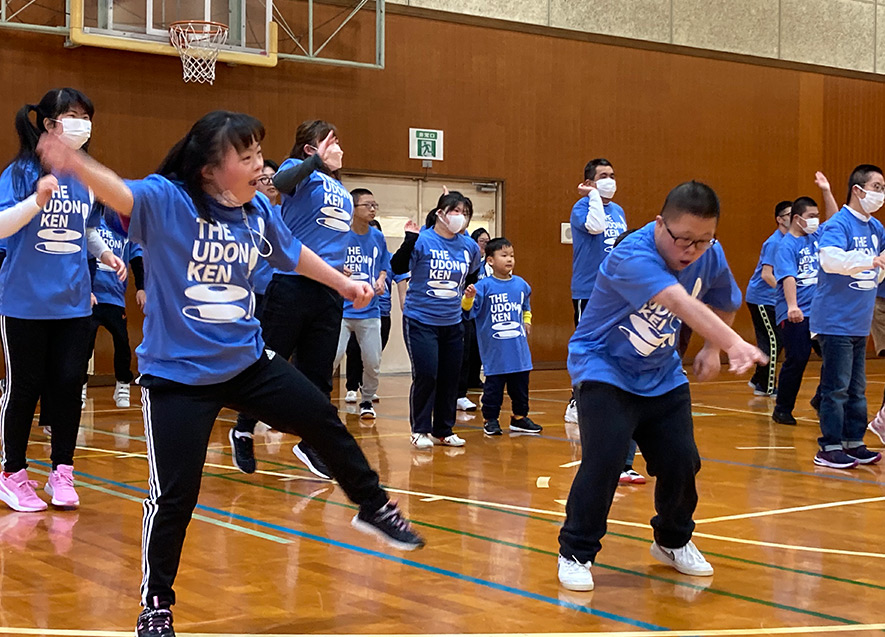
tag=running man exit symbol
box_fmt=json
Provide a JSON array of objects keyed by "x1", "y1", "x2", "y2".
[{"x1": 409, "y1": 128, "x2": 444, "y2": 161}]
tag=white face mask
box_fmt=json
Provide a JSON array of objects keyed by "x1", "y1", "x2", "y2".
[
  {"x1": 439, "y1": 212, "x2": 465, "y2": 234},
  {"x1": 858, "y1": 187, "x2": 885, "y2": 214},
  {"x1": 802, "y1": 217, "x2": 819, "y2": 233},
  {"x1": 595, "y1": 177, "x2": 617, "y2": 199},
  {"x1": 55, "y1": 118, "x2": 92, "y2": 150}
]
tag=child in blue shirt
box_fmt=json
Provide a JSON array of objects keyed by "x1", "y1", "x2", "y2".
[
  {"x1": 810, "y1": 164, "x2": 885, "y2": 469},
  {"x1": 87, "y1": 204, "x2": 145, "y2": 408},
  {"x1": 333, "y1": 188, "x2": 390, "y2": 420},
  {"x1": 557, "y1": 181, "x2": 764, "y2": 593},
  {"x1": 771, "y1": 197, "x2": 821, "y2": 425},
  {"x1": 463, "y1": 237, "x2": 540, "y2": 436},
  {"x1": 0, "y1": 88, "x2": 127, "y2": 515},
  {"x1": 390, "y1": 192, "x2": 481, "y2": 449},
  {"x1": 37, "y1": 110, "x2": 425, "y2": 637}
]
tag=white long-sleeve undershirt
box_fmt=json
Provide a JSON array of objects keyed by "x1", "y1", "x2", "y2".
[
  {"x1": 0, "y1": 194, "x2": 41, "y2": 239},
  {"x1": 581, "y1": 189, "x2": 606, "y2": 235}
]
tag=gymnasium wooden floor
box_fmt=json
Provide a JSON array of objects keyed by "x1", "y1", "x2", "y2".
[{"x1": 2, "y1": 362, "x2": 885, "y2": 637}]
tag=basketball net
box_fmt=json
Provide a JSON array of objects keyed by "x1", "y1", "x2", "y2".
[{"x1": 169, "y1": 20, "x2": 229, "y2": 85}]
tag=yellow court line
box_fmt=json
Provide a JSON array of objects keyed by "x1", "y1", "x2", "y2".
[
  {"x1": 695, "y1": 495, "x2": 885, "y2": 524},
  {"x1": 3, "y1": 626, "x2": 885, "y2": 637}
]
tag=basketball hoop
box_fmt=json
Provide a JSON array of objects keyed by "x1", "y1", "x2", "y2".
[{"x1": 169, "y1": 20, "x2": 229, "y2": 85}]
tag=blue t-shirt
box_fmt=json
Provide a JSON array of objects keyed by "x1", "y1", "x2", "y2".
[
  {"x1": 773, "y1": 231, "x2": 819, "y2": 324},
  {"x1": 342, "y1": 226, "x2": 391, "y2": 319},
  {"x1": 745, "y1": 229, "x2": 785, "y2": 306},
  {"x1": 570, "y1": 198, "x2": 627, "y2": 299},
  {"x1": 0, "y1": 161, "x2": 98, "y2": 319},
  {"x1": 568, "y1": 222, "x2": 741, "y2": 396},
  {"x1": 248, "y1": 197, "x2": 278, "y2": 295},
  {"x1": 126, "y1": 175, "x2": 303, "y2": 385},
  {"x1": 403, "y1": 228, "x2": 481, "y2": 326},
  {"x1": 468, "y1": 275, "x2": 532, "y2": 376},
  {"x1": 810, "y1": 207, "x2": 885, "y2": 336},
  {"x1": 276, "y1": 158, "x2": 352, "y2": 275},
  {"x1": 93, "y1": 210, "x2": 142, "y2": 307}
]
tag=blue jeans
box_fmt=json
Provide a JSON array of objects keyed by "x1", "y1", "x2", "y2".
[{"x1": 817, "y1": 334, "x2": 868, "y2": 450}]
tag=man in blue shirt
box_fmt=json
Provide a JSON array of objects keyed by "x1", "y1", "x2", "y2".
[
  {"x1": 557, "y1": 181, "x2": 765, "y2": 592},
  {"x1": 810, "y1": 164, "x2": 885, "y2": 469}
]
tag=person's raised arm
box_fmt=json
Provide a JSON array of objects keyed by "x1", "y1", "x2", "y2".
[
  {"x1": 814, "y1": 171, "x2": 839, "y2": 219},
  {"x1": 37, "y1": 133, "x2": 134, "y2": 217},
  {"x1": 0, "y1": 175, "x2": 58, "y2": 238}
]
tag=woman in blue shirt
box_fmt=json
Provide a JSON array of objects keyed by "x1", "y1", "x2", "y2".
[
  {"x1": 390, "y1": 192, "x2": 481, "y2": 449},
  {"x1": 0, "y1": 88, "x2": 126, "y2": 514},
  {"x1": 37, "y1": 110, "x2": 424, "y2": 637}
]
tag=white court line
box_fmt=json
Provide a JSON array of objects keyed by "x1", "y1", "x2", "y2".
[
  {"x1": 695, "y1": 495, "x2": 885, "y2": 524},
  {"x1": 536, "y1": 476, "x2": 550, "y2": 488},
  {"x1": 735, "y1": 446, "x2": 796, "y2": 450},
  {"x1": 559, "y1": 460, "x2": 581, "y2": 468},
  {"x1": 3, "y1": 626, "x2": 885, "y2": 636}
]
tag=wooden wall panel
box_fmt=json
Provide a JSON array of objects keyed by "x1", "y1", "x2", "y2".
[{"x1": 2, "y1": 12, "x2": 885, "y2": 372}]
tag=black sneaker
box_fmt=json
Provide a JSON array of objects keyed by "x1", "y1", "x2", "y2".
[
  {"x1": 813, "y1": 449, "x2": 858, "y2": 469},
  {"x1": 810, "y1": 394, "x2": 821, "y2": 414},
  {"x1": 510, "y1": 416, "x2": 542, "y2": 433},
  {"x1": 228, "y1": 428, "x2": 256, "y2": 474},
  {"x1": 771, "y1": 408, "x2": 797, "y2": 425},
  {"x1": 483, "y1": 420, "x2": 503, "y2": 436},
  {"x1": 359, "y1": 401, "x2": 376, "y2": 420},
  {"x1": 293, "y1": 442, "x2": 332, "y2": 480},
  {"x1": 136, "y1": 607, "x2": 174, "y2": 637},
  {"x1": 844, "y1": 445, "x2": 882, "y2": 465},
  {"x1": 351, "y1": 501, "x2": 426, "y2": 551}
]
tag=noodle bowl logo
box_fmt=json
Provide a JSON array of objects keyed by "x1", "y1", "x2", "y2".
[
  {"x1": 620, "y1": 278, "x2": 702, "y2": 357},
  {"x1": 315, "y1": 175, "x2": 352, "y2": 232},
  {"x1": 426, "y1": 248, "x2": 469, "y2": 298},
  {"x1": 182, "y1": 283, "x2": 250, "y2": 324},
  {"x1": 489, "y1": 291, "x2": 526, "y2": 340},
  {"x1": 35, "y1": 187, "x2": 89, "y2": 255},
  {"x1": 848, "y1": 234, "x2": 879, "y2": 291},
  {"x1": 35, "y1": 228, "x2": 82, "y2": 255}
]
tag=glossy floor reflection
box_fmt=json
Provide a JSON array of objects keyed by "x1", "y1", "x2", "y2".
[{"x1": 1, "y1": 362, "x2": 885, "y2": 636}]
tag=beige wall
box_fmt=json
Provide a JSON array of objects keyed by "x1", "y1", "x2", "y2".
[{"x1": 391, "y1": 0, "x2": 884, "y2": 74}]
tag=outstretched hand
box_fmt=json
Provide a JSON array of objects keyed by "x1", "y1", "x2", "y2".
[
  {"x1": 37, "y1": 133, "x2": 80, "y2": 175},
  {"x1": 814, "y1": 171, "x2": 831, "y2": 192},
  {"x1": 404, "y1": 219, "x2": 420, "y2": 234},
  {"x1": 316, "y1": 131, "x2": 343, "y2": 172},
  {"x1": 342, "y1": 280, "x2": 374, "y2": 309},
  {"x1": 726, "y1": 340, "x2": 768, "y2": 375}
]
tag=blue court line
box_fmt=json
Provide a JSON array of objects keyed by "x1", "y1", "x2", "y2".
[{"x1": 27, "y1": 461, "x2": 668, "y2": 632}]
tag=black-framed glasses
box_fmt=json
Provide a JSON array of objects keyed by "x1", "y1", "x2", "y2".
[
  {"x1": 257, "y1": 175, "x2": 274, "y2": 186},
  {"x1": 356, "y1": 202, "x2": 380, "y2": 211},
  {"x1": 663, "y1": 221, "x2": 717, "y2": 251}
]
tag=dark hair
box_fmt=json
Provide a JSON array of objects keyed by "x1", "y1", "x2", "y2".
[
  {"x1": 263, "y1": 158, "x2": 279, "y2": 171},
  {"x1": 790, "y1": 196, "x2": 818, "y2": 219},
  {"x1": 847, "y1": 164, "x2": 884, "y2": 204},
  {"x1": 7, "y1": 88, "x2": 94, "y2": 199},
  {"x1": 426, "y1": 192, "x2": 471, "y2": 228},
  {"x1": 351, "y1": 187, "x2": 373, "y2": 201},
  {"x1": 369, "y1": 218, "x2": 382, "y2": 232},
  {"x1": 485, "y1": 237, "x2": 512, "y2": 257},
  {"x1": 774, "y1": 200, "x2": 792, "y2": 218},
  {"x1": 157, "y1": 110, "x2": 265, "y2": 223},
  {"x1": 288, "y1": 119, "x2": 338, "y2": 179},
  {"x1": 660, "y1": 181, "x2": 720, "y2": 221},
  {"x1": 470, "y1": 227, "x2": 489, "y2": 243},
  {"x1": 584, "y1": 158, "x2": 612, "y2": 181},
  {"x1": 612, "y1": 228, "x2": 640, "y2": 249}
]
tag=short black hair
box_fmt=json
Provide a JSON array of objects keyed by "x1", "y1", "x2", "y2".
[
  {"x1": 350, "y1": 187, "x2": 373, "y2": 200},
  {"x1": 485, "y1": 237, "x2": 512, "y2": 258},
  {"x1": 790, "y1": 196, "x2": 818, "y2": 219},
  {"x1": 470, "y1": 227, "x2": 489, "y2": 242},
  {"x1": 369, "y1": 219, "x2": 382, "y2": 232},
  {"x1": 660, "y1": 181, "x2": 720, "y2": 221},
  {"x1": 774, "y1": 200, "x2": 792, "y2": 218},
  {"x1": 263, "y1": 159, "x2": 279, "y2": 171},
  {"x1": 584, "y1": 158, "x2": 612, "y2": 181},
  {"x1": 847, "y1": 164, "x2": 884, "y2": 204}
]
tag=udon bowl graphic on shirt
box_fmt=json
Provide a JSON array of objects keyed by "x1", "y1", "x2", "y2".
[
  {"x1": 426, "y1": 280, "x2": 460, "y2": 298},
  {"x1": 849, "y1": 269, "x2": 878, "y2": 291},
  {"x1": 182, "y1": 283, "x2": 250, "y2": 323},
  {"x1": 619, "y1": 277, "x2": 700, "y2": 357},
  {"x1": 315, "y1": 206, "x2": 352, "y2": 232},
  {"x1": 491, "y1": 321, "x2": 522, "y2": 340},
  {"x1": 35, "y1": 228, "x2": 82, "y2": 255}
]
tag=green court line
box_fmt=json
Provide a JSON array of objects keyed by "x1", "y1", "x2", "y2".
[{"x1": 211, "y1": 473, "x2": 859, "y2": 626}]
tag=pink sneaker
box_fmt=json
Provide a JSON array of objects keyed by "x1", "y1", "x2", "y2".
[
  {"x1": 45, "y1": 465, "x2": 79, "y2": 509},
  {"x1": 868, "y1": 408, "x2": 885, "y2": 446},
  {"x1": 0, "y1": 469, "x2": 48, "y2": 512}
]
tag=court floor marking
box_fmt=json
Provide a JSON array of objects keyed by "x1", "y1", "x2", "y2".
[{"x1": 694, "y1": 495, "x2": 885, "y2": 524}]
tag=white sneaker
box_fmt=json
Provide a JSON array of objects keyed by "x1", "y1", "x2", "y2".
[
  {"x1": 650, "y1": 540, "x2": 714, "y2": 576},
  {"x1": 371, "y1": 393, "x2": 380, "y2": 403},
  {"x1": 564, "y1": 399, "x2": 578, "y2": 424},
  {"x1": 456, "y1": 397, "x2": 476, "y2": 411},
  {"x1": 359, "y1": 401, "x2": 376, "y2": 420},
  {"x1": 435, "y1": 434, "x2": 466, "y2": 447},
  {"x1": 410, "y1": 433, "x2": 434, "y2": 449},
  {"x1": 557, "y1": 555, "x2": 594, "y2": 591},
  {"x1": 344, "y1": 390, "x2": 358, "y2": 403},
  {"x1": 868, "y1": 408, "x2": 885, "y2": 445},
  {"x1": 113, "y1": 381, "x2": 130, "y2": 408}
]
